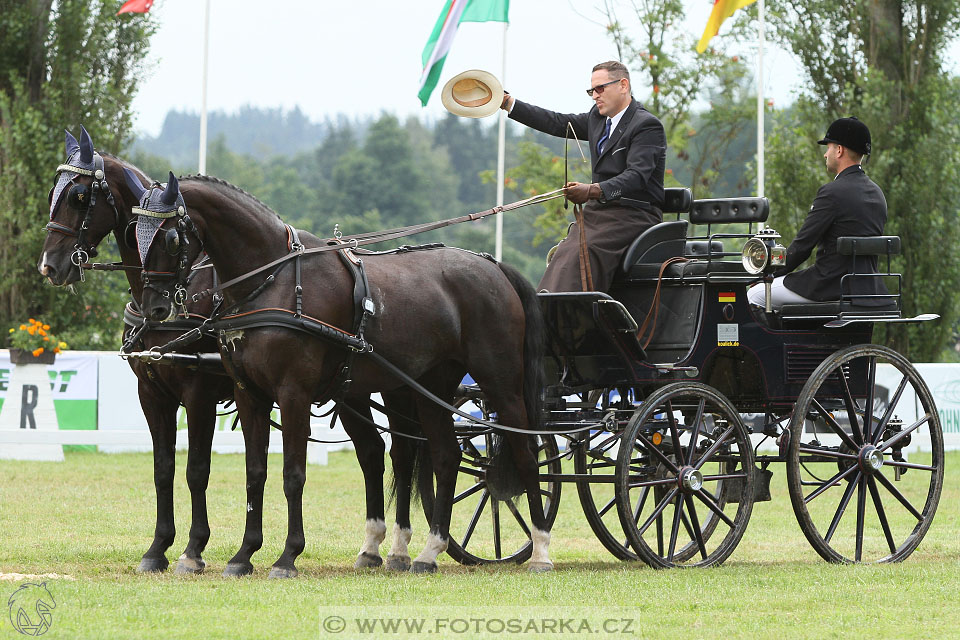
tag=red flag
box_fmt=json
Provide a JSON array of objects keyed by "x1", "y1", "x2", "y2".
[{"x1": 117, "y1": 0, "x2": 153, "y2": 14}]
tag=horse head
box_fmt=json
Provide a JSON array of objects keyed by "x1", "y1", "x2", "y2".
[
  {"x1": 38, "y1": 126, "x2": 148, "y2": 285},
  {"x1": 132, "y1": 171, "x2": 203, "y2": 322}
]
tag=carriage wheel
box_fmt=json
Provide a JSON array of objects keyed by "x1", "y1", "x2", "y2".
[
  {"x1": 615, "y1": 383, "x2": 755, "y2": 568},
  {"x1": 786, "y1": 344, "x2": 944, "y2": 563},
  {"x1": 420, "y1": 394, "x2": 562, "y2": 565},
  {"x1": 574, "y1": 427, "x2": 639, "y2": 561}
]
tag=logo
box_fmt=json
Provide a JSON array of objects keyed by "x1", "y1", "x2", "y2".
[{"x1": 7, "y1": 582, "x2": 56, "y2": 636}]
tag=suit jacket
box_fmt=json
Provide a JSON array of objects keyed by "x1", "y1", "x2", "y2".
[
  {"x1": 509, "y1": 97, "x2": 666, "y2": 211},
  {"x1": 777, "y1": 165, "x2": 889, "y2": 305}
]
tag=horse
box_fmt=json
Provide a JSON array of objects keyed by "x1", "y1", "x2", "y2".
[
  {"x1": 37, "y1": 128, "x2": 420, "y2": 574},
  {"x1": 133, "y1": 171, "x2": 553, "y2": 576}
]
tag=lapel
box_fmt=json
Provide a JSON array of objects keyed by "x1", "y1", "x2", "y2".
[{"x1": 596, "y1": 99, "x2": 639, "y2": 163}]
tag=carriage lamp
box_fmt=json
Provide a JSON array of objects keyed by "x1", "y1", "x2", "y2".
[{"x1": 742, "y1": 228, "x2": 786, "y2": 312}]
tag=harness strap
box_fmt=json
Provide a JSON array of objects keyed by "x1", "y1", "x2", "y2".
[
  {"x1": 190, "y1": 189, "x2": 565, "y2": 303},
  {"x1": 636, "y1": 256, "x2": 691, "y2": 349},
  {"x1": 574, "y1": 204, "x2": 595, "y2": 291}
]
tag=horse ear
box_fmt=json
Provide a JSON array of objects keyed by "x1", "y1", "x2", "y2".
[
  {"x1": 64, "y1": 130, "x2": 80, "y2": 157},
  {"x1": 78, "y1": 125, "x2": 94, "y2": 164},
  {"x1": 122, "y1": 167, "x2": 148, "y2": 202},
  {"x1": 160, "y1": 172, "x2": 179, "y2": 206}
]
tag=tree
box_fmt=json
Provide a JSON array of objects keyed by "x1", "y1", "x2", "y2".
[
  {"x1": 766, "y1": 0, "x2": 960, "y2": 361},
  {"x1": 0, "y1": 0, "x2": 155, "y2": 347}
]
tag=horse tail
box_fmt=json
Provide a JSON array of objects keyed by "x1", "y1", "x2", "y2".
[
  {"x1": 496, "y1": 261, "x2": 544, "y2": 431},
  {"x1": 483, "y1": 261, "x2": 545, "y2": 501}
]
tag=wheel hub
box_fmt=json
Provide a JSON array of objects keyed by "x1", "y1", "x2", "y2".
[
  {"x1": 678, "y1": 466, "x2": 703, "y2": 493},
  {"x1": 858, "y1": 445, "x2": 884, "y2": 474}
]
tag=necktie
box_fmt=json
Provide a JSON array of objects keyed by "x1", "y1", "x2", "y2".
[{"x1": 597, "y1": 118, "x2": 612, "y2": 155}]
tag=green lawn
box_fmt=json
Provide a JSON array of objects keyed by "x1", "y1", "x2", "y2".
[{"x1": 1, "y1": 449, "x2": 958, "y2": 639}]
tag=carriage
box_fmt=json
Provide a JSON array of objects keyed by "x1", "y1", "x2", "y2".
[
  {"x1": 40, "y1": 130, "x2": 943, "y2": 573},
  {"x1": 437, "y1": 189, "x2": 943, "y2": 568}
]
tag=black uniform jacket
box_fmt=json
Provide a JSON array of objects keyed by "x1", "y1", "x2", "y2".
[
  {"x1": 778, "y1": 165, "x2": 889, "y2": 305},
  {"x1": 508, "y1": 97, "x2": 666, "y2": 211}
]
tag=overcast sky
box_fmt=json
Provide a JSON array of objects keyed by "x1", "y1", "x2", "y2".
[{"x1": 130, "y1": 0, "x2": 821, "y2": 137}]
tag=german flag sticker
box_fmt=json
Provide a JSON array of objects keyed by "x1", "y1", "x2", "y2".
[{"x1": 718, "y1": 292, "x2": 736, "y2": 303}]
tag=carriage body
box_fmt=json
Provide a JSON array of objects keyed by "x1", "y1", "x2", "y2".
[{"x1": 522, "y1": 189, "x2": 944, "y2": 568}]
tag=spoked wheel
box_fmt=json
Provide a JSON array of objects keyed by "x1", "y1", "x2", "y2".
[
  {"x1": 421, "y1": 392, "x2": 562, "y2": 565},
  {"x1": 786, "y1": 344, "x2": 944, "y2": 563},
  {"x1": 574, "y1": 427, "x2": 638, "y2": 560},
  {"x1": 615, "y1": 383, "x2": 755, "y2": 568}
]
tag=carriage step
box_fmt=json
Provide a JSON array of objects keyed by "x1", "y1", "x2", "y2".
[{"x1": 725, "y1": 467, "x2": 773, "y2": 503}]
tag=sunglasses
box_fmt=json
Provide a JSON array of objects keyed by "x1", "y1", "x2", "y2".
[{"x1": 585, "y1": 78, "x2": 622, "y2": 97}]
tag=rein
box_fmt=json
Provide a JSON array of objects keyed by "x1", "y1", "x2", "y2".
[{"x1": 188, "y1": 188, "x2": 565, "y2": 303}]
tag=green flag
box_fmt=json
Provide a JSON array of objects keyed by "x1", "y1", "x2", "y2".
[{"x1": 418, "y1": 0, "x2": 509, "y2": 106}]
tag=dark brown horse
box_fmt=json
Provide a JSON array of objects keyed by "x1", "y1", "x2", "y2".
[
  {"x1": 37, "y1": 128, "x2": 420, "y2": 574},
  {"x1": 136, "y1": 173, "x2": 553, "y2": 576}
]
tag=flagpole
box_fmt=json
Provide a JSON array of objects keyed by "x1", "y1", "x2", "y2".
[
  {"x1": 198, "y1": 0, "x2": 211, "y2": 175},
  {"x1": 494, "y1": 21, "x2": 507, "y2": 262},
  {"x1": 756, "y1": 0, "x2": 764, "y2": 199}
]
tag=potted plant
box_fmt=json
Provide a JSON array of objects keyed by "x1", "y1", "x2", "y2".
[{"x1": 7, "y1": 319, "x2": 67, "y2": 365}]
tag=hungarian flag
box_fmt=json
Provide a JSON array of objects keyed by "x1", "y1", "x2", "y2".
[
  {"x1": 117, "y1": 0, "x2": 153, "y2": 15},
  {"x1": 696, "y1": 0, "x2": 756, "y2": 53},
  {"x1": 418, "y1": 0, "x2": 509, "y2": 106}
]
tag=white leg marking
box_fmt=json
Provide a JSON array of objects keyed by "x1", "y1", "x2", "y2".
[
  {"x1": 530, "y1": 528, "x2": 552, "y2": 567},
  {"x1": 388, "y1": 524, "x2": 413, "y2": 558},
  {"x1": 413, "y1": 532, "x2": 448, "y2": 565},
  {"x1": 359, "y1": 518, "x2": 386, "y2": 556}
]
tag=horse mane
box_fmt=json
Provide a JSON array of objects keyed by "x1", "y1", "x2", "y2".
[
  {"x1": 179, "y1": 174, "x2": 282, "y2": 221},
  {"x1": 100, "y1": 151, "x2": 152, "y2": 182}
]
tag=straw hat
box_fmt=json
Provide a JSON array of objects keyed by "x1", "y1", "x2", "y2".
[{"x1": 440, "y1": 70, "x2": 504, "y2": 118}]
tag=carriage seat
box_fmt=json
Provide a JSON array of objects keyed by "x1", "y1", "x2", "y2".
[{"x1": 778, "y1": 236, "x2": 902, "y2": 320}]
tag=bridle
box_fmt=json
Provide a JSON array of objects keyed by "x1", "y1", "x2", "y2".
[
  {"x1": 45, "y1": 153, "x2": 121, "y2": 282},
  {"x1": 138, "y1": 196, "x2": 201, "y2": 314}
]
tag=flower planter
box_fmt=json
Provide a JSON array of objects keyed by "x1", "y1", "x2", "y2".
[{"x1": 8, "y1": 348, "x2": 56, "y2": 365}]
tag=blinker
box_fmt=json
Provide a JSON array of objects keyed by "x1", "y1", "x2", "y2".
[
  {"x1": 66, "y1": 184, "x2": 90, "y2": 210},
  {"x1": 164, "y1": 227, "x2": 181, "y2": 256}
]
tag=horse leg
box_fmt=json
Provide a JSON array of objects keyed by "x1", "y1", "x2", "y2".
[
  {"x1": 268, "y1": 393, "x2": 312, "y2": 579},
  {"x1": 174, "y1": 389, "x2": 218, "y2": 575},
  {"x1": 382, "y1": 390, "x2": 420, "y2": 572},
  {"x1": 338, "y1": 397, "x2": 386, "y2": 569},
  {"x1": 136, "y1": 379, "x2": 179, "y2": 573},
  {"x1": 409, "y1": 375, "x2": 462, "y2": 574},
  {"x1": 223, "y1": 389, "x2": 271, "y2": 577}
]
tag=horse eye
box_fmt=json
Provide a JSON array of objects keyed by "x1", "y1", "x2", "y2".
[
  {"x1": 164, "y1": 228, "x2": 181, "y2": 256},
  {"x1": 66, "y1": 184, "x2": 89, "y2": 210}
]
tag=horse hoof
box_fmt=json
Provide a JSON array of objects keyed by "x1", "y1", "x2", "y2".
[
  {"x1": 528, "y1": 561, "x2": 554, "y2": 573},
  {"x1": 136, "y1": 557, "x2": 169, "y2": 573},
  {"x1": 354, "y1": 552, "x2": 383, "y2": 569},
  {"x1": 385, "y1": 554, "x2": 411, "y2": 572},
  {"x1": 222, "y1": 562, "x2": 254, "y2": 577},
  {"x1": 268, "y1": 566, "x2": 299, "y2": 579},
  {"x1": 410, "y1": 561, "x2": 437, "y2": 574},
  {"x1": 174, "y1": 556, "x2": 206, "y2": 575}
]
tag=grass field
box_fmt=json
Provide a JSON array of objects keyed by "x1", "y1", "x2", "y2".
[{"x1": 1, "y1": 449, "x2": 958, "y2": 639}]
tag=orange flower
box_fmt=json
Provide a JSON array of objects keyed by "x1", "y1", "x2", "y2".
[
  {"x1": 43, "y1": 336, "x2": 50, "y2": 342},
  {"x1": 28, "y1": 318, "x2": 35, "y2": 324},
  {"x1": 42, "y1": 324, "x2": 50, "y2": 331},
  {"x1": 653, "y1": 85, "x2": 660, "y2": 94},
  {"x1": 19, "y1": 324, "x2": 26, "y2": 331},
  {"x1": 27, "y1": 326, "x2": 36, "y2": 335},
  {"x1": 38, "y1": 329, "x2": 47, "y2": 337},
  {"x1": 32, "y1": 348, "x2": 43, "y2": 357},
  {"x1": 53, "y1": 347, "x2": 61, "y2": 354}
]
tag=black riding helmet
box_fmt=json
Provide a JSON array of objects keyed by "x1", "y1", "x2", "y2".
[{"x1": 817, "y1": 116, "x2": 871, "y2": 155}]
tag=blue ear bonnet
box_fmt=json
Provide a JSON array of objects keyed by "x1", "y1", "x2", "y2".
[
  {"x1": 123, "y1": 169, "x2": 187, "y2": 263},
  {"x1": 51, "y1": 126, "x2": 99, "y2": 219}
]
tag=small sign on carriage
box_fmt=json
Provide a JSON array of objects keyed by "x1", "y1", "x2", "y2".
[{"x1": 717, "y1": 323, "x2": 739, "y2": 347}]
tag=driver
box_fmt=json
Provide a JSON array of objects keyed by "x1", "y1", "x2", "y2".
[
  {"x1": 747, "y1": 117, "x2": 888, "y2": 309},
  {"x1": 501, "y1": 61, "x2": 666, "y2": 293}
]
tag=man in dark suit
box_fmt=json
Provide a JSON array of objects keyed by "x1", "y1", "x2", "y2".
[
  {"x1": 501, "y1": 61, "x2": 666, "y2": 292},
  {"x1": 747, "y1": 117, "x2": 888, "y2": 309}
]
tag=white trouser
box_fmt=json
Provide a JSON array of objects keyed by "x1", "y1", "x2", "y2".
[{"x1": 747, "y1": 277, "x2": 818, "y2": 309}]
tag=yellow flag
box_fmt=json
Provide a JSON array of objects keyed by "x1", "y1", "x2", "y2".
[{"x1": 696, "y1": 0, "x2": 757, "y2": 53}]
